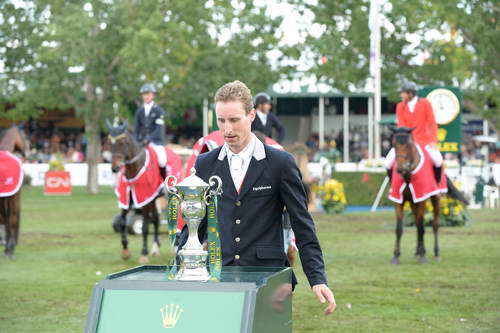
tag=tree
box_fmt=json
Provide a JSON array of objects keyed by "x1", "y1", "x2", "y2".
[
  {"x1": 302, "y1": 0, "x2": 499, "y2": 129},
  {"x1": 0, "y1": 0, "x2": 285, "y2": 193}
]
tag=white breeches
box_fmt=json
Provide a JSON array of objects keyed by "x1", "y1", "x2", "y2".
[
  {"x1": 425, "y1": 145, "x2": 443, "y2": 167},
  {"x1": 149, "y1": 143, "x2": 167, "y2": 167},
  {"x1": 384, "y1": 145, "x2": 443, "y2": 170}
]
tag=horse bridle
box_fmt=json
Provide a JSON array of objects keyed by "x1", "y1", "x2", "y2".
[
  {"x1": 394, "y1": 134, "x2": 420, "y2": 179},
  {"x1": 109, "y1": 134, "x2": 145, "y2": 165}
]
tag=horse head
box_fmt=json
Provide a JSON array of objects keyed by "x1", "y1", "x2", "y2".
[
  {"x1": 391, "y1": 126, "x2": 416, "y2": 183},
  {"x1": 106, "y1": 119, "x2": 133, "y2": 173},
  {"x1": 0, "y1": 124, "x2": 29, "y2": 156}
]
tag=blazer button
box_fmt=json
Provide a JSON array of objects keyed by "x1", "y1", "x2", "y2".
[
  {"x1": 235, "y1": 255, "x2": 240, "y2": 260},
  {"x1": 235, "y1": 201, "x2": 241, "y2": 206},
  {"x1": 235, "y1": 237, "x2": 241, "y2": 242},
  {"x1": 235, "y1": 219, "x2": 241, "y2": 225}
]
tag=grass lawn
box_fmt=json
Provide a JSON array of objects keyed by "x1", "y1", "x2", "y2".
[{"x1": 0, "y1": 186, "x2": 499, "y2": 332}]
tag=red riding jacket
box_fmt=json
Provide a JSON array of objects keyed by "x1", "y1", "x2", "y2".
[{"x1": 396, "y1": 97, "x2": 438, "y2": 147}]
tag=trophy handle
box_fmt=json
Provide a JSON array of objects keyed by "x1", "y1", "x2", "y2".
[
  {"x1": 205, "y1": 175, "x2": 223, "y2": 204},
  {"x1": 165, "y1": 175, "x2": 182, "y2": 201}
]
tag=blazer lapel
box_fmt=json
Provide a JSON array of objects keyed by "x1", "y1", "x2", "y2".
[
  {"x1": 238, "y1": 157, "x2": 266, "y2": 199},
  {"x1": 213, "y1": 156, "x2": 238, "y2": 199}
]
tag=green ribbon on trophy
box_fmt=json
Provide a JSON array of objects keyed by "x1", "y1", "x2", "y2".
[
  {"x1": 165, "y1": 191, "x2": 222, "y2": 281},
  {"x1": 166, "y1": 194, "x2": 179, "y2": 280},
  {"x1": 207, "y1": 196, "x2": 222, "y2": 281}
]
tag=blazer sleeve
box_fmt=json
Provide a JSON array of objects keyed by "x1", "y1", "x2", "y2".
[
  {"x1": 279, "y1": 153, "x2": 328, "y2": 286},
  {"x1": 271, "y1": 113, "x2": 286, "y2": 143}
]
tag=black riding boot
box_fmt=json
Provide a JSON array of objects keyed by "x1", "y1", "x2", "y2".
[
  {"x1": 433, "y1": 166, "x2": 442, "y2": 184},
  {"x1": 160, "y1": 166, "x2": 167, "y2": 180}
]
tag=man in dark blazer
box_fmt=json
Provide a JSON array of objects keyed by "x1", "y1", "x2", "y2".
[
  {"x1": 133, "y1": 83, "x2": 167, "y2": 178},
  {"x1": 179, "y1": 81, "x2": 336, "y2": 315},
  {"x1": 251, "y1": 93, "x2": 286, "y2": 143}
]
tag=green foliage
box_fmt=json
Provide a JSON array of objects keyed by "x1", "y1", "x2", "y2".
[
  {"x1": 305, "y1": 0, "x2": 499, "y2": 129},
  {"x1": 0, "y1": 0, "x2": 284, "y2": 121},
  {"x1": 333, "y1": 171, "x2": 392, "y2": 206}
]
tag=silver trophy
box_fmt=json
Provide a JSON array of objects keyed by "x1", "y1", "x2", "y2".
[{"x1": 165, "y1": 169, "x2": 222, "y2": 281}]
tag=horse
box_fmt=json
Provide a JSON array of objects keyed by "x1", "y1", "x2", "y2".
[
  {"x1": 390, "y1": 127, "x2": 441, "y2": 264},
  {"x1": 0, "y1": 125, "x2": 29, "y2": 258},
  {"x1": 106, "y1": 120, "x2": 162, "y2": 264}
]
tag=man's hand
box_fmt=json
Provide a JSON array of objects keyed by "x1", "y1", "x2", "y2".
[{"x1": 311, "y1": 284, "x2": 336, "y2": 315}]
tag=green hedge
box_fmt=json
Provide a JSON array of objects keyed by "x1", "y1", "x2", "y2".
[{"x1": 332, "y1": 171, "x2": 393, "y2": 206}]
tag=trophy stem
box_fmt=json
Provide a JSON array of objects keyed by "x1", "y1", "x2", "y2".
[{"x1": 176, "y1": 217, "x2": 210, "y2": 281}]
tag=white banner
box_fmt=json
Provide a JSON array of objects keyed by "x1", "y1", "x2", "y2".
[{"x1": 23, "y1": 163, "x2": 115, "y2": 186}]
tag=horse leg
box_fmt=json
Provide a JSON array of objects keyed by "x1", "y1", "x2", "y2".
[
  {"x1": 431, "y1": 195, "x2": 441, "y2": 261},
  {"x1": 139, "y1": 209, "x2": 150, "y2": 264},
  {"x1": 0, "y1": 197, "x2": 9, "y2": 257},
  {"x1": 150, "y1": 206, "x2": 161, "y2": 257},
  {"x1": 120, "y1": 209, "x2": 131, "y2": 260},
  {"x1": 392, "y1": 203, "x2": 404, "y2": 264},
  {"x1": 13, "y1": 192, "x2": 20, "y2": 244},
  {"x1": 4, "y1": 195, "x2": 18, "y2": 258},
  {"x1": 412, "y1": 202, "x2": 427, "y2": 263}
]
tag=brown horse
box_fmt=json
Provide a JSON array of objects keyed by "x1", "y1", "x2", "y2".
[
  {"x1": 0, "y1": 125, "x2": 29, "y2": 258},
  {"x1": 106, "y1": 120, "x2": 161, "y2": 264},
  {"x1": 391, "y1": 127, "x2": 440, "y2": 265}
]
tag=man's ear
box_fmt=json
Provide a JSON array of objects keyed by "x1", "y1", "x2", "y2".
[{"x1": 249, "y1": 108, "x2": 256, "y2": 122}]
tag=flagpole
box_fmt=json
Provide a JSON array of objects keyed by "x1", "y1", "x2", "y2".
[{"x1": 369, "y1": 0, "x2": 382, "y2": 159}]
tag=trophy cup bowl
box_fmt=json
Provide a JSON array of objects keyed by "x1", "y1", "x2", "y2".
[{"x1": 165, "y1": 169, "x2": 222, "y2": 281}]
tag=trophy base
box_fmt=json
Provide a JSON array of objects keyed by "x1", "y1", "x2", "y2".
[
  {"x1": 175, "y1": 266, "x2": 211, "y2": 281},
  {"x1": 176, "y1": 247, "x2": 210, "y2": 281}
]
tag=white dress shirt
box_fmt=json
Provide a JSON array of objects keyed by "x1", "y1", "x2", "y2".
[
  {"x1": 256, "y1": 110, "x2": 268, "y2": 126},
  {"x1": 407, "y1": 96, "x2": 418, "y2": 113},
  {"x1": 144, "y1": 101, "x2": 154, "y2": 117},
  {"x1": 225, "y1": 134, "x2": 256, "y2": 191}
]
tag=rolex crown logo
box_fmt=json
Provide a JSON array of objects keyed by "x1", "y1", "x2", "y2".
[
  {"x1": 437, "y1": 128, "x2": 447, "y2": 141},
  {"x1": 160, "y1": 304, "x2": 184, "y2": 328}
]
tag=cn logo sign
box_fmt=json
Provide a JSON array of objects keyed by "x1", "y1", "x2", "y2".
[
  {"x1": 46, "y1": 177, "x2": 71, "y2": 188},
  {"x1": 44, "y1": 171, "x2": 72, "y2": 195}
]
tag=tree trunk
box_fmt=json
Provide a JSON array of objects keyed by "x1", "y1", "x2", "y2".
[{"x1": 85, "y1": 118, "x2": 101, "y2": 194}]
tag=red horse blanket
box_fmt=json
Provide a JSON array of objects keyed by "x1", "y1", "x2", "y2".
[
  {"x1": 0, "y1": 151, "x2": 24, "y2": 197},
  {"x1": 389, "y1": 144, "x2": 447, "y2": 203},
  {"x1": 115, "y1": 147, "x2": 163, "y2": 209}
]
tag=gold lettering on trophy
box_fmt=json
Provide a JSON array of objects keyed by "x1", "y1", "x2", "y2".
[
  {"x1": 208, "y1": 204, "x2": 215, "y2": 218},
  {"x1": 160, "y1": 304, "x2": 184, "y2": 328}
]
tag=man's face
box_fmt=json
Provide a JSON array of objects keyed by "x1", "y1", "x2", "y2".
[
  {"x1": 142, "y1": 92, "x2": 154, "y2": 104},
  {"x1": 400, "y1": 91, "x2": 412, "y2": 102},
  {"x1": 216, "y1": 100, "x2": 256, "y2": 153},
  {"x1": 258, "y1": 102, "x2": 271, "y2": 113}
]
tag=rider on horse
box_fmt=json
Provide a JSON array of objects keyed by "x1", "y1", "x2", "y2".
[
  {"x1": 134, "y1": 83, "x2": 168, "y2": 179},
  {"x1": 384, "y1": 82, "x2": 443, "y2": 183}
]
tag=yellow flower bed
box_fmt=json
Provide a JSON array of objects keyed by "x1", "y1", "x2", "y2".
[
  {"x1": 403, "y1": 181, "x2": 471, "y2": 227},
  {"x1": 315, "y1": 179, "x2": 347, "y2": 214}
]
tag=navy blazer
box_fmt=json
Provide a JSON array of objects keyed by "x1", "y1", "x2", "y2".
[
  {"x1": 179, "y1": 141, "x2": 327, "y2": 287},
  {"x1": 251, "y1": 112, "x2": 286, "y2": 143},
  {"x1": 133, "y1": 104, "x2": 166, "y2": 145}
]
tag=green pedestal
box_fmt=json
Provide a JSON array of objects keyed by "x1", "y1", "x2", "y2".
[{"x1": 85, "y1": 266, "x2": 292, "y2": 333}]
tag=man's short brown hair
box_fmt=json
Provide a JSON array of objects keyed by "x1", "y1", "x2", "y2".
[{"x1": 214, "y1": 80, "x2": 253, "y2": 114}]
